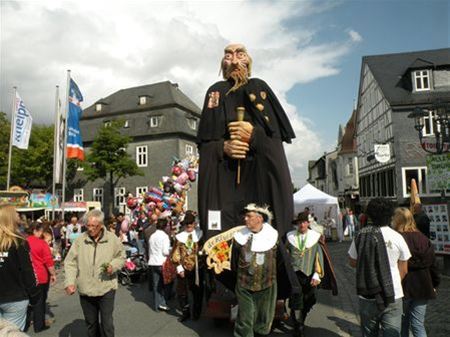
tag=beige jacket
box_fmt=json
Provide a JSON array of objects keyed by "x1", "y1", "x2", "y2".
[{"x1": 64, "y1": 227, "x2": 125, "y2": 297}]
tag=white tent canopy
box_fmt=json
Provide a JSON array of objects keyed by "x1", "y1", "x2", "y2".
[{"x1": 293, "y1": 184, "x2": 343, "y2": 241}]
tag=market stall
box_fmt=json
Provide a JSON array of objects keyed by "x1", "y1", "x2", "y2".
[{"x1": 293, "y1": 184, "x2": 343, "y2": 241}]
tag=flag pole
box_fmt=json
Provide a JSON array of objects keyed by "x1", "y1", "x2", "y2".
[
  {"x1": 51, "y1": 85, "x2": 60, "y2": 221},
  {"x1": 6, "y1": 87, "x2": 17, "y2": 190},
  {"x1": 61, "y1": 70, "x2": 71, "y2": 221}
]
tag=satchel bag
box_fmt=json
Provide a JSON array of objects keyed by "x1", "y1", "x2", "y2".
[{"x1": 162, "y1": 257, "x2": 177, "y2": 285}]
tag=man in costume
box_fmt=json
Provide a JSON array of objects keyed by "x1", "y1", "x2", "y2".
[
  {"x1": 171, "y1": 211, "x2": 204, "y2": 322},
  {"x1": 231, "y1": 204, "x2": 299, "y2": 337},
  {"x1": 285, "y1": 212, "x2": 337, "y2": 337},
  {"x1": 197, "y1": 43, "x2": 296, "y2": 238}
]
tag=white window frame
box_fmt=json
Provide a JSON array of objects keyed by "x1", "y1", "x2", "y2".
[
  {"x1": 123, "y1": 120, "x2": 129, "y2": 128},
  {"x1": 150, "y1": 116, "x2": 159, "y2": 128},
  {"x1": 104, "y1": 120, "x2": 111, "y2": 127},
  {"x1": 114, "y1": 187, "x2": 126, "y2": 208},
  {"x1": 401, "y1": 166, "x2": 445, "y2": 197},
  {"x1": 73, "y1": 188, "x2": 84, "y2": 202},
  {"x1": 185, "y1": 144, "x2": 194, "y2": 156},
  {"x1": 96, "y1": 103, "x2": 102, "y2": 112},
  {"x1": 187, "y1": 118, "x2": 197, "y2": 130},
  {"x1": 413, "y1": 70, "x2": 431, "y2": 91},
  {"x1": 421, "y1": 110, "x2": 436, "y2": 136},
  {"x1": 139, "y1": 96, "x2": 147, "y2": 105},
  {"x1": 136, "y1": 186, "x2": 148, "y2": 196},
  {"x1": 93, "y1": 188, "x2": 103, "y2": 204},
  {"x1": 136, "y1": 145, "x2": 148, "y2": 167}
]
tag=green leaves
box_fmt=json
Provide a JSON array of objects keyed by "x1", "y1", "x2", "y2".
[{"x1": 82, "y1": 120, "x2": 142, "y2": 182}]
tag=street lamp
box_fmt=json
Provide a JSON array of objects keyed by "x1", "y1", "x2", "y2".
[{"x1": 408, "y1": 102, "x2": 450, "y2": 154}]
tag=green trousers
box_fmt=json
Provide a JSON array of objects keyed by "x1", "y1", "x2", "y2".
[{"x1": 234, "y1": 282, "x2": 277, "y2": 337}]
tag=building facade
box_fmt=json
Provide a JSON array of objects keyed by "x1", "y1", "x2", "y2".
[
  {"x1": 73, "y1": 81, "x2": 201, "y2": 215},
  {"x1": 336, "y1": 109, "x2": 359, "y2": 209},
  {"x1": 355, "y1": 48, "x2": 450, "y2": 207}
]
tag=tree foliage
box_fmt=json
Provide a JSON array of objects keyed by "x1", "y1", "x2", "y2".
[
  {"x1": 83, "y1": 120, "x2": 142, "y2": 215},
  {"x1": 0, "y1": 112, "x2": 76, "y2": 191}
]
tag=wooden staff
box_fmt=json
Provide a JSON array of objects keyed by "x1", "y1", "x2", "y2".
[{"x1": 236, "y1": 106, "x2": 245, "y2": 185}]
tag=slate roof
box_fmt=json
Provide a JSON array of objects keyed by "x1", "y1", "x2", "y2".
[
  {"x1": 82, "y1": 81, "x2": 201, "y2": 119},
  {"x1": 338, "y1": 109, "x2": 357, "y2": 155},
  {"x1": 362, "y1": 48, "x2": 450, "y2": 107}
]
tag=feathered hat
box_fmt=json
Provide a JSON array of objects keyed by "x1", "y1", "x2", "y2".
[{"x1": 242, "y1": 203, "x2": 273, "y2": 223}]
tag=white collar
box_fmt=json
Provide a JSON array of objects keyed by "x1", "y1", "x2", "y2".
[
  {"x1": 176, "y1": 228, "x2": 203, "y2": 243},
  {"x1": 233, "y1": 223, "x2": 278, "y2": 252},
  {"x1": 287, "y1": 229, "x2": 321, "y2": 250}
]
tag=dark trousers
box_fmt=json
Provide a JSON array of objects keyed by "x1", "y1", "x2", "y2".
[
  {"x1": 30, "y1": 283, "x2": 49, "y2": 332},
  {"x1": 79, "y1": 290, "x2": 115, "y2": 337},
  {"x1": 176, "y1": 270, "x2": 203, "y2": 319},
  {"x1": 289, "y1": 271, "x2": 317, "y2": 315}
]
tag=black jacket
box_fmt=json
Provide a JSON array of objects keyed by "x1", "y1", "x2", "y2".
[
  {"x1": 355, "y1": 226, "x2": 395, "y2": 310},
  {"x1": 0, "y1": 239, "x2": 38, "y2": 304}
]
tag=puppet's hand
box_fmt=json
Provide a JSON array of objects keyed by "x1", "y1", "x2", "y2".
[
  {"x1": 224, "y1": 139, "x2": 249, "y2": 159},
  {"x1": 228, "y1": 121, "x2": 253, "y2": 144}
]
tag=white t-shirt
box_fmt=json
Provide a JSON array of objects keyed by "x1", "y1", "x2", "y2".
[
  {"x1": 148, "y1": 230, "x2": 171, "y2": 266},
  {"x1": 348, "y1": 226, "x2": 411, "y2": 299}
]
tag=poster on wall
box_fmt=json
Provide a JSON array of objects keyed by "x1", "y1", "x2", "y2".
[
  {"x1": 425, "y1": 203, "x2": 450, "y2": 254},
  {"x1": 426, "y1": 153, "x2": 450, "y2": 192}
]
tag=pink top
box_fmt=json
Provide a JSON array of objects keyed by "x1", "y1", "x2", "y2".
[{"x1": 27, "y1": 235, "x2": 54, "y2": 285}]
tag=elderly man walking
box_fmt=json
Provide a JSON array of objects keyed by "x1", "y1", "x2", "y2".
[{"x1": 64, "y1": 210, "x2": 125, "y2": 337}]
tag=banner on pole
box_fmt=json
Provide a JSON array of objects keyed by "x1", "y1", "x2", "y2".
[
  {"x1": 54, "y1": 97, "x2": 65, "y2": 183},
  {"x1": 67, "y1": 79, "x2": 84, "y2": 160},
  {"x1": 12, "y1": 92, "x2": 33, "y2": 149}
]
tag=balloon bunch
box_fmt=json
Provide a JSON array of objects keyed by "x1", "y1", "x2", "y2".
[{"x1": 126, "y1": 155, "x2": 199, "y2": 226}]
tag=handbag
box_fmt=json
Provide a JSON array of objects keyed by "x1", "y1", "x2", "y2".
[{"x1": 162, "y1": 257, "x2": 177, "y2": 285}]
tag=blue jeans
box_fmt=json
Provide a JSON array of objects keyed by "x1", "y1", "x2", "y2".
[
  {"x1": 150, "y1": 266, "x2": 167, "y2": 310},
  {"x1": 0, "y1": 299, "x2": 29, "y2": 331},
  {"x1": 359, "y1": 297, "x2": 403, "y2": 337},
  {"x1": 402, "y1": 299, "x2": 427, "y2": 337}
]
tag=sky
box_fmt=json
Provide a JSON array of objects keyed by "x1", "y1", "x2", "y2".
[{"x1": 1, "y1": 0, "x2": 448, "y2": 187}]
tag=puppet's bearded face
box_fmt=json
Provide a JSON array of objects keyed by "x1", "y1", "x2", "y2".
[{"x1": 221, "y1": 44, "x2": 252, "y2": 94}]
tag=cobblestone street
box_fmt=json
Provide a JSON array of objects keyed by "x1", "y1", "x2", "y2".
[{"x1": 26, "y1": 240, "x2": 450, "y2": 337}]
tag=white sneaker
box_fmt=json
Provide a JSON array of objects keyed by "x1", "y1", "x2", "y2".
[{"x1": 158, "y1": 305, "x2": 170, "y2": 311}]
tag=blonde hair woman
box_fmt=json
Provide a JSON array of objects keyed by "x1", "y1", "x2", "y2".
[
  {"x1": 0, "y1": 205, "x2": 37, "y2": 331},
  {"x1": 393, "y1": 207, "x2": 440, "y2": 337}
]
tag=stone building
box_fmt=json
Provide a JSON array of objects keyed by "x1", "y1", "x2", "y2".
[
  {"x1": 355, "y1": 48, "x2": 450, "y2": 206},
  {"x1": 73, "y1": 81, "x2": 201, "y2": 215}
]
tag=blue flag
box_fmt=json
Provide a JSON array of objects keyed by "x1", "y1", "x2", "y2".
[{"x1": 67, "y1": 78, "x2": 84, "y2": 160}]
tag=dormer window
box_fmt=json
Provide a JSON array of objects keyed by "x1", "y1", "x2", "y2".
[
  {"x1": 187, "y1": 118, "x2": 197, "y2": 130},
  {"x1": 96, "y1": 103, "x2": 103, "y2": 112},
  {"x1": 413, "y1": 70, "x2": 431, "y2": 91},
  {"x1": 149, "y1": 116, "x2": 159, "y2": 128},
  {"x1": 139, "y1": 95, "x2": 150, "y2": 105}
]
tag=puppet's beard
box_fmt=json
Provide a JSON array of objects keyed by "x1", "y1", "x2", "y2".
[{"x1": 224, "y1": 64, "x2": 249, "y2": 95}]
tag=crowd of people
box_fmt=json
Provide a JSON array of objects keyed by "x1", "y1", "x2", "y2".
[
  {"x1": 0, "y1": 196, "x2": 442, "y2": 337},
  {"x1": 348, "y1": 199, "x2": 439, "y2": 337}
]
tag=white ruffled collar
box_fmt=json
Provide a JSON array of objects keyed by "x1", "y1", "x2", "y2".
[
  {"x1": 176, "y1": 228, "x2": 203, "y2": 243},
  {"x1": 234, "y1": 223, "x2": 278, "y2": 252},
  {"x1": 287, "y1": 229, "x2": 321, "y2": 250}
]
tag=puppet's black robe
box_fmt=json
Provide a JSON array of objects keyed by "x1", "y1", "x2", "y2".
[{"x1": 197, "y1": 78, "x2": 296, "y2": 239}]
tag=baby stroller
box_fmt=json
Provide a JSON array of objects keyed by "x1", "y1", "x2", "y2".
[{"x1": 119, "y1": 242, "x2": 148, "y2": 286}]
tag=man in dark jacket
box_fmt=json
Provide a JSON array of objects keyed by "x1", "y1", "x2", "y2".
[
  {"x1": 413, "y1": 204, "x2": 430, "y2": 238},
  {"x1": 348, "y1": 198, "x2": 411, "y2": 337}
]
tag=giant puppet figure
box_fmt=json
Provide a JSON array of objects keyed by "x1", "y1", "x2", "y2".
[{"x1": 197, "y1": 44, "x2": 296, "y2": 238}]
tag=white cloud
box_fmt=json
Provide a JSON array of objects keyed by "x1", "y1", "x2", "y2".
[
  {"x1": 348, "y1": 29, "x2": 363, "y2": 43},
  {"x1": 0, "y1": 0, "x2": 360, "y2": 186}
]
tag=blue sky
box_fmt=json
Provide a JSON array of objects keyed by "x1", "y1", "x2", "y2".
[
  {"x1": 1, "y1": 0, "x2": 448, "y2": 186},
  {"x1": 288, "y1": 0, "x2": 449, "y2": 150}
]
